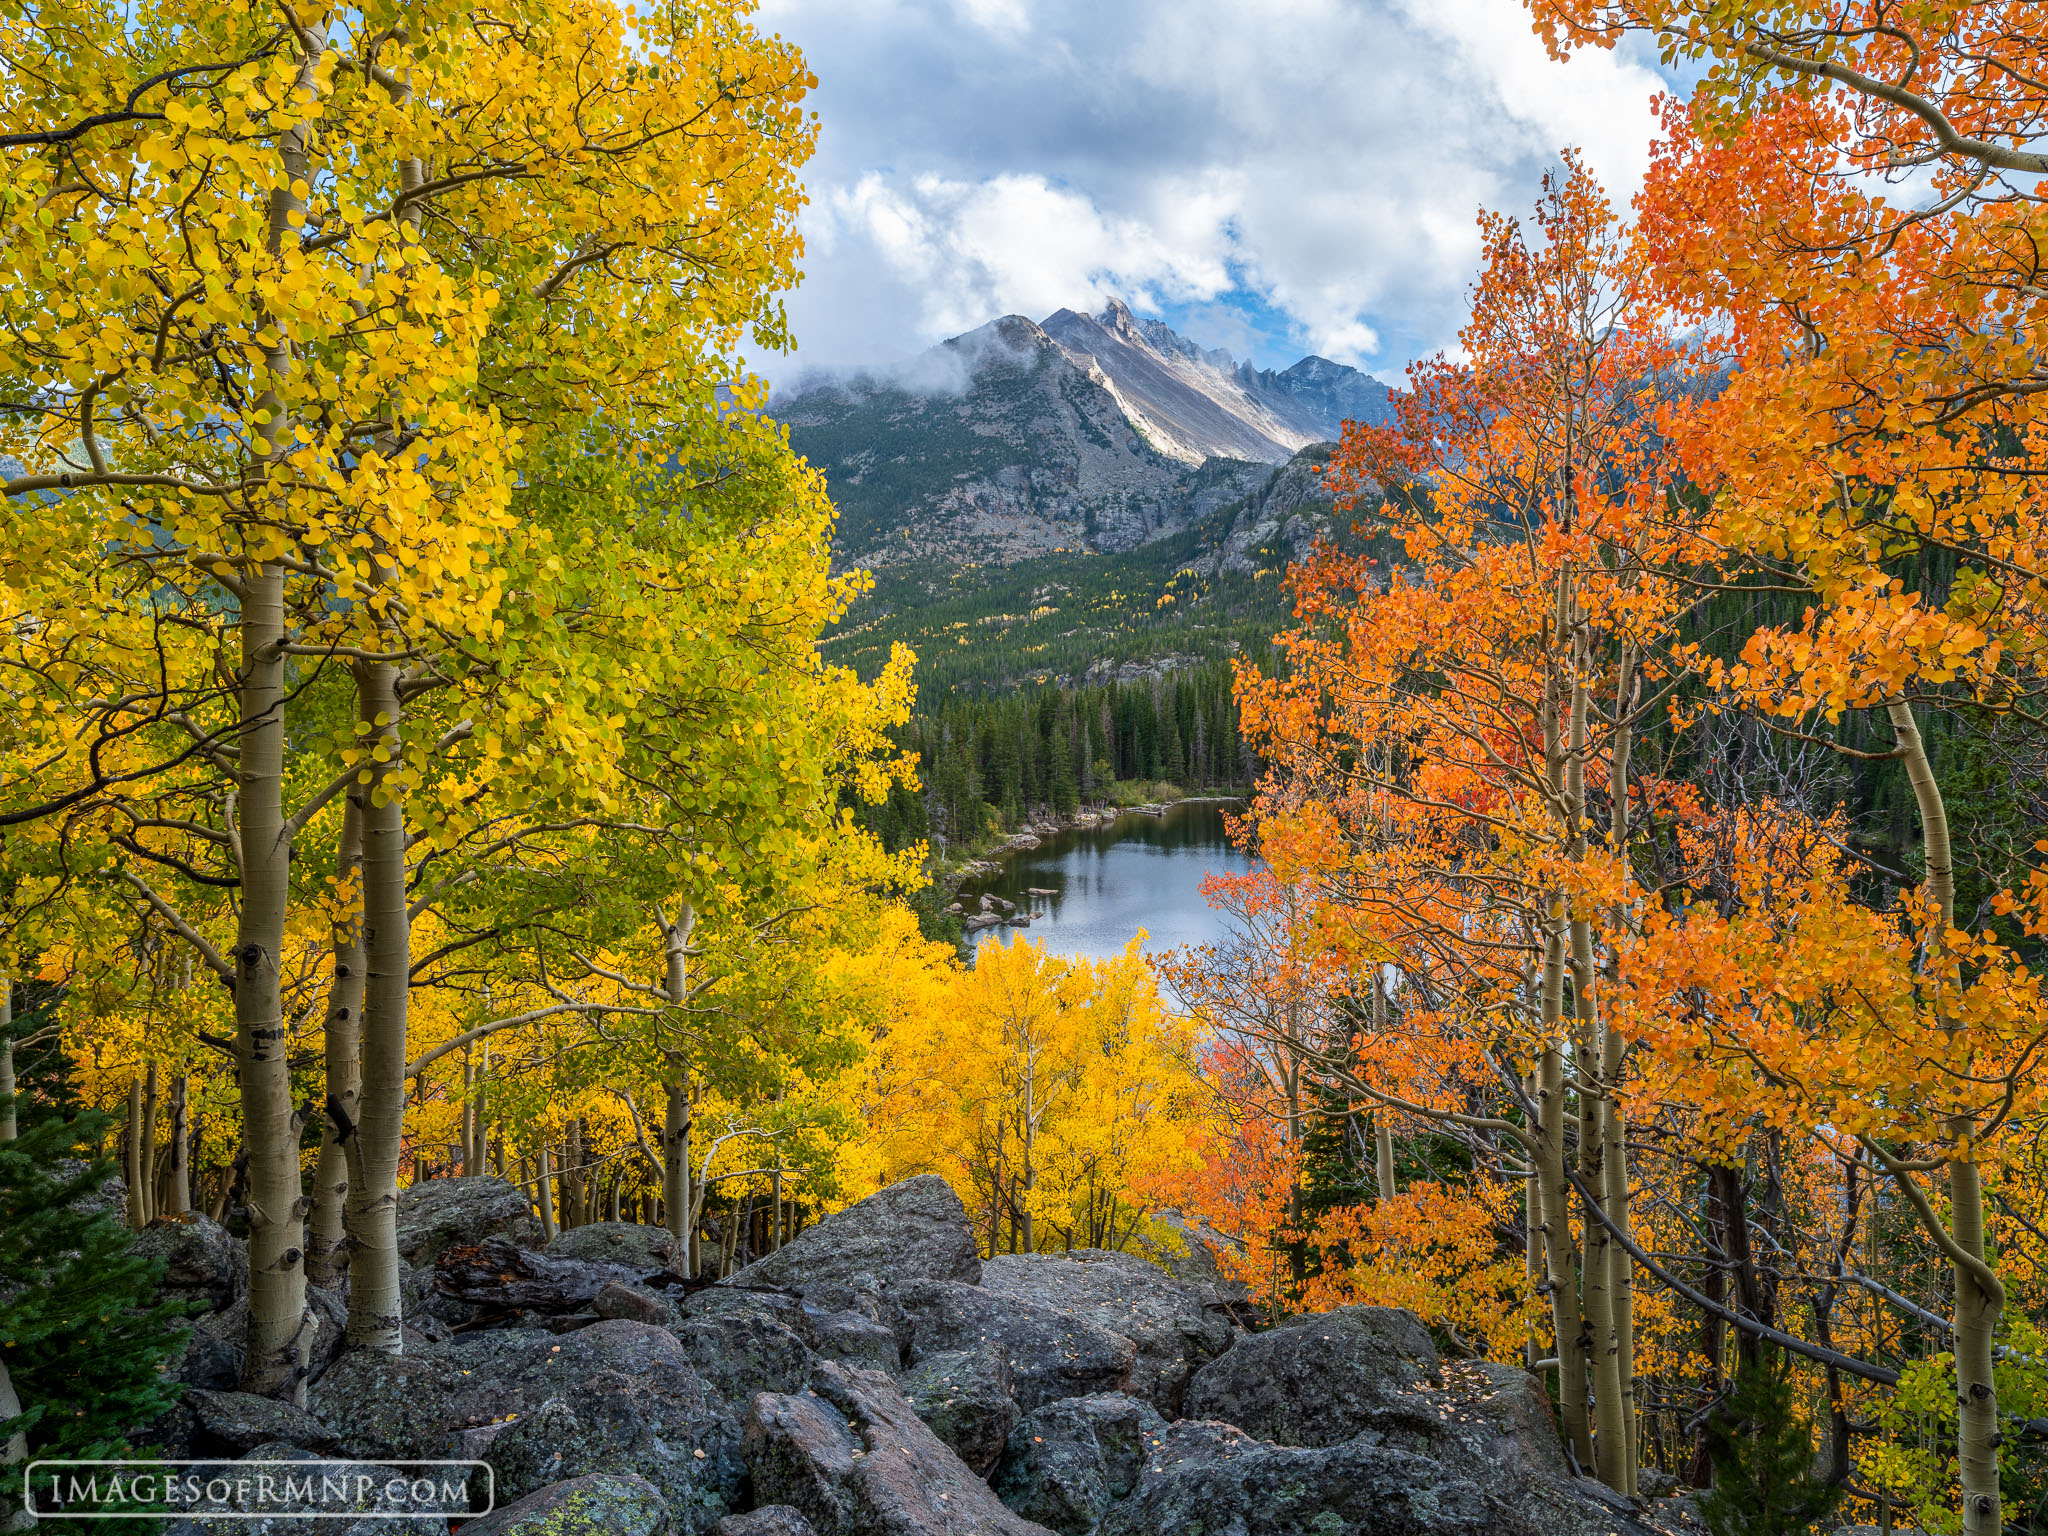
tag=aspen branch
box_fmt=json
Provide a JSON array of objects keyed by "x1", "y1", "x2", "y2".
[{"x1": 116, "y1": 871, "x2": 235, "y2": 984}]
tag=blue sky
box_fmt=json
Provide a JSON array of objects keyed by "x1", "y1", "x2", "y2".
[{"x1": 750, "y1": 0, "x2": 1676, "y2": 387}]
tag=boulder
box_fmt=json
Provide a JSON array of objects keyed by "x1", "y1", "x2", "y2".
[
  {"x1": 460, "y1": 1473, "x2": 669, "y2": 1536},
  {"x1": 713, "y1": 1510, "x2": 816, "y2": 1536},
  {"x1": 726, "y1": 1177, "x2": 980, "y2": 1298},
  {"x1": 1183, "y1": 1304, "x2": 1438, "y2": 1446},
  {"x1": 395, "y1": 1176, "x2": 541, "y2": 1268},
  {"x1": 433, "y1": 1236, "x2": 649, "y2": 1317},
  {"x1": 670, "y1": 1308, "x2": 815, "y2": 1403},
  {"x1": 311, "y1": 1321, "x2": 744, "y2": 1534},
  {"x1": 159, "y1": 1443, "x2": 462, "y2": 1536},
  {"x1": 742, "y1": 1360, "x2": 1053, "y2": 1536},
  {"x1": 897, "y1": 1346, "x2": 1019, "y2": 1477},
  {"x1": 893, "y1": 1280, "x2": 1135, "y2": 1411},
  {"x1": 186, "y1": 1389, "x2": 341, "y2": 1455},
  {"x1": 136, "y1": 1212, "x2": 247, "y2": 1313},
  {"x1": 979, "y1": 1250, "x2": 1234, "y2": 1415},
  {"x1": 595, "y1": 1281, "x2": 681, "y2": 1328},
  {"x1": 804, "y1": 1309, "x2": 900, "y2": 1372},
  {"x1": 168, "y1": 1320, "x2": 243, "y2": 1391},
  {"x1": 991, "y1": 1394, "x2": 1165, "y2": 1536},
  {"x1": 545, "y1": 1222, "x2": 681, "y2": 1272},
  {"x1": 1130, "y1": 1212, "x2": 1248, "y2": 1305},
  {"x1": 1094, "y1": 1422, "x2": 1557, "y2": 1536}
]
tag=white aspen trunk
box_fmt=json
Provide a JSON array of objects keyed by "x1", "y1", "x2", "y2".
[
  {"x1": 234, "y1": 564, "x2": 313, "y2": 1398},
  {"x1": 139, "y1": 1059, "x2": 159, "y2": 1227},
  {"x1": 308, "y1": 799, "x2": 364, "y2": 1287},
  {"x1": 0, "y1": 977, "x2": 14, "y2": 1142},
  {"x1": 344, "y1": 661, "x2": 407, "y2": 1354},
  {"x1": 1371, "y1": 977, "x2": 1396, "y2": 1199},
  {"x1": 537, "y1": 1141, "x2": 558, "y2": 1241},
  {"x1": 166, "y1": 1073, "x2": 191, "y2": 1217},
  {"x1": 234, "y1": 15, "x2": 327, "y2": 1400},
  {"x1": 1538, "y1": 911, "x2": 1593, "y2": 1470},
  {"x1": 1607, "y1": 648, "x2": 1638, "y2": 1493},
  {"x1": 660, "y1": 903, "x2": 696, "y2": 1270},
  {"x1": 1888, "y1": 699, "x2": 1998, "y2": 1534},
  {"x1": 124, "y1": 1077, "x2": 145, "y2": 1230}
]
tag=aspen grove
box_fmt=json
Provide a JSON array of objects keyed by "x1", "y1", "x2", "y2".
[{"x1": 5, "y1": 1, "x2": 2048, "y2": 1532}]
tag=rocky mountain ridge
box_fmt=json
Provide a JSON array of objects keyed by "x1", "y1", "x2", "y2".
[
  {"x1": 774, "y1": 304, "x2": 1395, "y2": 569},
  {"x1": 138, "y1": 1174, "x2": 1699, "y2": 1536}
]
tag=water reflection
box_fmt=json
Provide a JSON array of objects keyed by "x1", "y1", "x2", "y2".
[{"x1": 958, "y1": 800, "x2": 1256, "y2": 962}]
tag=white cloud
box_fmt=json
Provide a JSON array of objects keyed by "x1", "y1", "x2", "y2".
[{"x1": 754, "y1": 0, "x2": 1670, "y2": 382}]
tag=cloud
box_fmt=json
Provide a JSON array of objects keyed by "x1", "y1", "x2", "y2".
[{"x1": 752, "y1": 0, "x2": 1671, "y2": 383}]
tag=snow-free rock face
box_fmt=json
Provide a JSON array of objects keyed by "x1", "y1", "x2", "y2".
[
  {"x1": 712, "y1": 1510, "x2": 817, "y2": 1536},
  {"x1": 893, "y1": 1279, "x2": 1136, "y2": 1411},
  {"x1": 544, "y1": 1221, "x2": 681, "y2": 1271},
  {"x1": 742, "y1": 1360, "x2": 1053, "y2": 1536},
  {"x1": 727, "y1": 1175, "x2": 981, "y2": 1296},
  {"x1": 897, "y1": 1345, "x2": 1019, "y2": 1476},
  {"x1": 991, "y1": 1394, "x2": 1166, "y2": 1536},
  {"x1": 459, "y1": 1473, "x2": 670, "y2": 1536},
  {"x1": 1095, "y1": 1422, "x2": 1553, "y2": 1536},
  {"x1": 980, "y1": 1249, "x2": 1233, "y2": 1416},
  {"x1": 394, "y1": 1176, "x2": 541, "y2": 1267},
  {"x1": 135, "y1": 1213, "x2": 247, "y2": 1312},
  {"x1": 185, "y1": 1175, "x2": 1649, "y2": 1536},
  {"x1": 310, "y1": 1322, "x2": 744, "y2": 1533},
  {"x1": 1182, "y1": 1304, "x2": 1439, "y2": 1446}
]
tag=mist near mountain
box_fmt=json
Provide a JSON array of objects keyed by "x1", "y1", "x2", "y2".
[{"x1": 775, "y1": 302, "x2": 1397, "y2": 568}]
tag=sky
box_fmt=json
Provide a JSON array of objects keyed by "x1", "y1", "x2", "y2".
[{"x1": 751, "y1": 0, "x2": 1677, "y2": 388}]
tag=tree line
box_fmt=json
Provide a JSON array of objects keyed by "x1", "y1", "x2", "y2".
[{"x1": 855, "y1": 663, "x2": 1254, "y2": 854}]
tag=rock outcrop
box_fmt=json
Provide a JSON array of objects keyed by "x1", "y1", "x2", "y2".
[
  {"x1": 893, "y1": 1280, "x2": 1135, "y2": 1411},
  {"x1": 1182, "y1": 1304, "x2": 1437, "y2": 1445},
  {"x1": 153, "y1": 1175, "x2": 1673, "y2": 1536},
  {"x1": 725, "y1": 1176, "x2": 981, "y2": 1298},
  {"x1": 461, "y1": 1472, "x2": 670, "y2": 1536},
  {"x1": 394, "y1": 1176, "x2": 542, "y2": 1267},
  {"x1": 980, "y1": 1249, "x2": 1231, "y2": 1415},
  {"x1": 743, "y1": 1360, "x2": 1052, "y2": 1536}
]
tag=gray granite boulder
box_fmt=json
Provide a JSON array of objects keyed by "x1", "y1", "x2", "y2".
[
  {"x1": 186, "y1": 1389, "x2": 341, "y2": 1455},
  {"x1": 395, "y1": 1177, "x2": 541, "y2": 1267},
  {"x1": 804, "y1": 1308, "x2": 900, "y2": 1372},
  {"x1": 897, "y1": 1346, "x2": 1019, "y2": 1476},
  {"x1": 1094, "y1": 1422, "x2": 1558, "y2": 1536},
  {"x1": 544, "y1": 1222, "x2": 680, "y2": 1271},
  {"x1": 136, "y1": 1213, "x2": 247, "y2": 1313},
  {"x1": 169, "y1": 1319, "x2": 243, "y2": 1391},
  {"x1": 595, "y1": 1280, "x2": 680, "y2": 1327},
  {"x1": 1130, "y1": 1212, "x2": 1247, "y2": 1304},
  {"x1": 712, "y1": 1511, "x2": 817, "y2": 1536},
  {"x1": 158, "y1": 1443, "x2": 461, "y2": 1535},
  {"x1": 742, "y1": 1360, "x2": 1053, "y2": 1536},
  {"x1": 460, "y1": 1472, "x2": 669, "y2": 1536},
  {"x1": 670, "y1": 1308, "x2": 815, "y2": 1403},
  {"x1": 980, "y1": 1250, "x2": 1234, "y2": 1416},
  {"x1": 726, "y1": 1177, "x2": 980, "y2": 1298},
  {"x1": 991, "y1": 1394, "x2": 1165, "y2": 1536},
  {"x1": 893, "y1": 1280, "x2": 1135, "y2": 1411},
  {"x1": 1183, "y1": 1304, "x2": 1439, "y2": 1446},
  {"x1": 310, "y1": 1321, "x2": 743, "y2": 1534}
]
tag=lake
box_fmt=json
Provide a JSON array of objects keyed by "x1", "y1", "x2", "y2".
[{"x1": 959, "y1": 800, "x2": 1257, "y2": 962}]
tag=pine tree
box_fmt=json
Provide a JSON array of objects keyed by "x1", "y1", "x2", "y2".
[
  {"x1": 0, "y1": 1103, "x2": 189, "y2": 1473},
  {"x1": 1697, "y1": 1348, "x2": 1841, "y2": 1536}
]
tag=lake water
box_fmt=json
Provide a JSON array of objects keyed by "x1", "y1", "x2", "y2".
[{"x1": 959, "y1": 800, "x2": 1257, "y2": 962}]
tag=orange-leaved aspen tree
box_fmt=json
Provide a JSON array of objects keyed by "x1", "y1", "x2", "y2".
[
  {"x1": 1234, "y1": 157, "x2": 1702, "y2": 1491},
  {"x1": 1520, "y1": 6, "x2": 2048, "y2": 1521}
]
